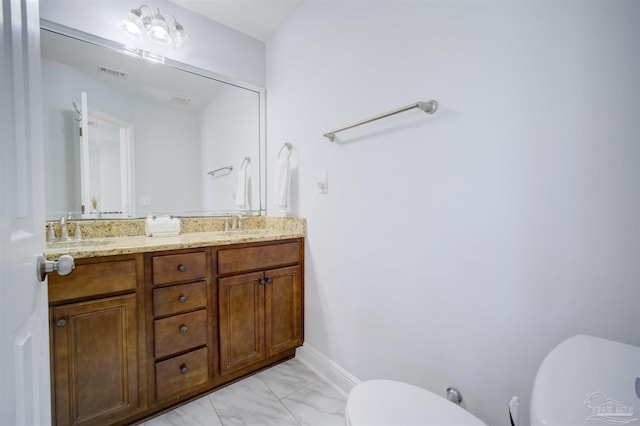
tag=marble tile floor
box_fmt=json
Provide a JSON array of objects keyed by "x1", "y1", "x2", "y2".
[{"x1": 141, "y1": 358, "x2": 347, "y2": 426}]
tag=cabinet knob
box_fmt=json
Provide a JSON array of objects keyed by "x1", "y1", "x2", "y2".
[
  {"x1": 266, "y1": 278, "x2": 273, "y2": 284},
  {"x1": 178, "y1": 295, "x2": 188, "y2": 303},
  {"x1": 180, "y1": 364, "x2": 188, "y2": 374},
  {"x1": 178, "y1": 264, "x2": 187, "y2": 272},
  {"x1": 259, "y1": 279, "x2": 266, "y2": 285},
  {"x1": 179, "y1": 325, "x2": 188, "y2": 334},
  {"x1": 56, "y1": 318, "x2": 67, "y2": 327}
]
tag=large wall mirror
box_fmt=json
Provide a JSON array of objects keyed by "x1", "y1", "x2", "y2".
[{"x1": 41, "y1": 21, "x2": 266, "y2": 221}]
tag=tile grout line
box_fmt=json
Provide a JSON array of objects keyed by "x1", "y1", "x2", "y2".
[
  {"x1": 205, "y1": 393, "x2": 225, "y2": 426},
  {"x1": 256, "y1": 372, "x2": 309, "y2": 425}
]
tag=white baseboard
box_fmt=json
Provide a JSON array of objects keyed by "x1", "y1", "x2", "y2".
[{"x1": 295, "y1": 344, "x2": 360, "y2": 398}]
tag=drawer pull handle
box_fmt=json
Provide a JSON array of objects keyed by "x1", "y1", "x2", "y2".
[
  {"x1": 178, "y1": 295, "x2": 188, "y2": 303},
  {"x1": 56, "y1": 318, "x2": 67, "y2": 328},
  {"x1": 178, "y1": 264, "x2": 187, "y2": 272},
  {"x1": 259, "y1": 279, "x2": 266, "y2": 285},
  {"x1": 266, "y1": 278, "x2": 273, "y2": 284},
  {"x1": 180, "y1": 364, "x2": 188, "y2": 374},
  {"x1": 179, "y1": 325, "x2": 188, "y2": 334}
]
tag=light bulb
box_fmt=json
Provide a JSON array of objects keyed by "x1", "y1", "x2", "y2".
[
  {"x1": 147, "y1": 9, "x2": 172, "y2": 45},
  {"x1": 120, "y1": 8, "x2": 144, "y2": 37}
]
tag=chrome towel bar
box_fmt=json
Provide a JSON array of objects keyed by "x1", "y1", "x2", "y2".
[
  {"x1": 323, "y1": 100, "x2": 438, "y2": 142},
  {"x1": 207, "y1": 165, "x2": 233, "y2": 177}
]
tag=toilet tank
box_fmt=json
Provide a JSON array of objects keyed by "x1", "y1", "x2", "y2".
[{"x1": 530, "y1": 335, "x2": 640, "y2": 426}]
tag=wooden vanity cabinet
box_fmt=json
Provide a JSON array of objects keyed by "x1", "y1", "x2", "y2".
[
  {"x1": 145, "y1": 249, "x2": 215, "y2": 404},
  {"x1": 216, "y1": 240, "x2": 304, "y2": 376},
  {"x1": 49, "y1": 237, "x2": 304, "y2": 425},
  {"x1": 48, "y1": 254, "x2": 144, "y2": 426}
]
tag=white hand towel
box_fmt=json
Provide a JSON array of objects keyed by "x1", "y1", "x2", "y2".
[
  {"x1": 145, "y1": 216, "x2": 180, "y2": 237},
  {"x1": 274, "y1": 158, "x2": 290, "y2": 213},
  {"x1": 235, "y1": 169, "x2": 247, "y2": 208}
]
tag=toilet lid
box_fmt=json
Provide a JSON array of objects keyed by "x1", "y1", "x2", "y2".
[{"x1": 346, "y1": 380, "x2": 487, "y2": 426}]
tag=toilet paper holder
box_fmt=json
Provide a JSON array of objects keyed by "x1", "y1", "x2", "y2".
[{"x1": 446, "y1": 387, "x2": 463, "y2": 405}]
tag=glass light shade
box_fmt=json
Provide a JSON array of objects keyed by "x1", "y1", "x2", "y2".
[
  {"x1": 121, "y1": 9, "x2": 143, "y2": 36},
  {"x1": 147, "y1": 11, "x2": 172, "y2": 45},
  {"x1": 172, "y1": 25, "x2": 188, "y2": 48}
]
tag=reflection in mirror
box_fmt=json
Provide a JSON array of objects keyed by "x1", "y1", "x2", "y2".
[
  {"x1": 82, "y1": 100, "x2": 134, "y2": 215},
  {"x1": 40, "y1": 21, "x2": 266, "y2": 221}
]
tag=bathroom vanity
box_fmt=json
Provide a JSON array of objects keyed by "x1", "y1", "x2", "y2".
[{"x1": 46, "y1": 218, "x2": 304, "y2": 426}]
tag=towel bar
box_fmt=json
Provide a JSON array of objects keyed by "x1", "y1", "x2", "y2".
[
  {"x1": 323, "y1": 100, "x2": 438, "y2": 142},
  {"x1": 207, "y1": 165, "x2": 233, "y2": 177}
]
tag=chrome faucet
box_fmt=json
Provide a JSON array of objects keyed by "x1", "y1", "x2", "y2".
[
  {"x1": 225, "y1": 214, "x2": 243, "y2": 232},
  {"x1": 233, "y1": 215, "x2": 243, "y2": 231},
  {"x1": 59, "y1": 216, "x2": 70, "y2": 240}
]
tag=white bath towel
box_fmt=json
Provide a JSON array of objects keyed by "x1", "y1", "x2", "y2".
[
  {"x1": 235, "y1": 169, "x2": 247, "y2": 208},
  {"x1": 274, "y1": 158, "x2": 290, "y2": 213}
]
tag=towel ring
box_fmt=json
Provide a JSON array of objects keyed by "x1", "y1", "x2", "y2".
[
  {"x1": 240, "y1": 157, "x2": 251, "y2": 170},
  {"x1": 72, "y1": 101, "x2": 82, "y2": 122},
  {"x1": 279, "y1": 143, "x2": 293, "y2": 160}
]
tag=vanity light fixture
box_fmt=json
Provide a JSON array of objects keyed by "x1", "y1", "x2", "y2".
[{"x1": 120, "y1": 5, "x2": 188, "y2": 48}]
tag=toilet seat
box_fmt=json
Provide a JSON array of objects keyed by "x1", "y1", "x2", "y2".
[{"x1": 346, "y1": 380, "x2": 487, "y2": 426}]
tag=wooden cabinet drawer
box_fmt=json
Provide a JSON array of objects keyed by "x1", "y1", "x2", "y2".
[
  {"x1": 49, "y1": 257, "x2": 138, "y2": 304},
  {"x1": 217, "y1": 241, "x2": 300, "y2": 275},
  {"x1": 153, "y1": 281, "x2": 207, "y2": 317},
  {"x1": 154, "y1": 309, "x2": 207, "y2": 359},
  {"x1": 152, "y1": 251, "x2": 207, "y2": 285},
  {"x1": 155, "y1": 347, "x2": 208, "y2": 400}
]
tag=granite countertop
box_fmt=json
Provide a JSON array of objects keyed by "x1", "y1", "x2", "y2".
[{"x1": 45, "y1": 217, "x2": 305, "y2": 260}]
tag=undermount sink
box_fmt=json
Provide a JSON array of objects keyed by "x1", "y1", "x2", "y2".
[{"x1": 46, "y1": 239, "x2": 111, "y2": 249}]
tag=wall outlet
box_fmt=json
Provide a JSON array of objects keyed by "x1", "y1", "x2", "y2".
[{"x1": 139, "y1": 196, "x2": 151, "y2": 206}]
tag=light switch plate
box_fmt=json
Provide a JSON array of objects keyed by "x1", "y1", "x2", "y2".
[{"x1": 316, "y1": 172, "x2": 328, "y2": 194}]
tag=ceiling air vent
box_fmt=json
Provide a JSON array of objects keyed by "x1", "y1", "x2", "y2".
[
  {"x1": 97, "y1": 65, "x2": 127, "y2": 78},
  {"x1": 168, "y1": 95, "x2": 191, "y2": 107}
]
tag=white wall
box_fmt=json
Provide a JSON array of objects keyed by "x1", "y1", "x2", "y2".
[
  {"x1": 266, "y1": 1, "x2": 640, "y2": 425},
  {"x1": 39, "y1": 0, "x2": 265, "y2": 87},
  {"x1": 134, "y1": 99, "x2": 200, "y2": 214}
]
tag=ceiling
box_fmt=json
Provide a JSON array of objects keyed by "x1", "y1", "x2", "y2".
[
  {"x1": 168, "y1": 0, "x2": 304, "y2": 42},
  {"x1": 41, "y1": 29, "x2": 228, "y2": 113}
]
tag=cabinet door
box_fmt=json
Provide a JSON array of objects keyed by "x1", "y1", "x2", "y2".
[
  {"x1": 218, "y1": 271, "x2": 265, "y2": 375},
  {"x1": 265, "y1": 265, "x2": 303, "y2": 357},
  {"x1": 51, "y1": 294, "x2": 138, "y2": 426}
]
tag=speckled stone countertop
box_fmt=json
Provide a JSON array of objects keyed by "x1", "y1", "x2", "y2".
[{"x1": 45, "y1": 217, "x2": 305, "y2": 260}]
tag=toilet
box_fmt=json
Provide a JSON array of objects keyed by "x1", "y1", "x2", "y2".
[
  {"x1": 346, "y1": 379, "x2": 487, "y2": 426},
  {"x1": 346, "y1": 335, "x2": 640, "y2": 426}
]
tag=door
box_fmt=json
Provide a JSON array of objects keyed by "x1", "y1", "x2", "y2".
[
  {"x1": 78, "y1": 96, "x2": 134, "y2": 217},
  {"x1": 78, "y1": 91, "x2": 91, "y2": 215},
  {"x1": 265, "y1": 265, "x2": 303, "y2": 357},
  {"x1": 50, "y1": 295, "x2": 138, "y2": 425},
  {"x1": 218, "y1": 271, "x2": 265, "y2": 375},
  {"x1": 0, "y1": 0, "x2": 51, "y2": 425}
]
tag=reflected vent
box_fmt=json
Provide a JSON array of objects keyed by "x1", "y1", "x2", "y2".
[
  {"x1": 97, "y1": 65, "x2": 127, "y2": 78},
  {"x1": 168, "y1": 95, "x2": 191, "y2": 106}
]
